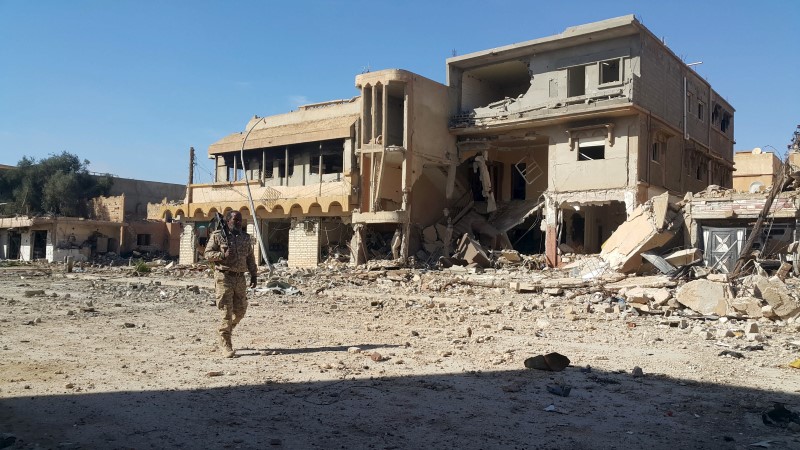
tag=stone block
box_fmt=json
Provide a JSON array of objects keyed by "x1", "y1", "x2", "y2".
[
  {"x1": 753, "y1": 276, "x2": 800, "y2": 320},
  {"x1": 675, "y1": 279, "x2": 732, "y2": 316},
  {"x1": 663, "y1": 248, "x2": 702, "y2": 266},
  {"x1": 730, "y1": 296, "x2": 763, "y2": 318}
]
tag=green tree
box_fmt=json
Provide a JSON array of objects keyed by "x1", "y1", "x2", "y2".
[{"x1": 0, "y1": 152, "x2": 113, "y2": 217}]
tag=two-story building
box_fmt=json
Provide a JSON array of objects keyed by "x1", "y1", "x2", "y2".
[{"x1": 158, "y1": 71, "x2": 454, "y2": 267}]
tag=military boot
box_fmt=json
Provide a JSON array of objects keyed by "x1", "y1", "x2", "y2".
[{"x1": 219, "y1": 334, "x2": 235, "y2": 358}]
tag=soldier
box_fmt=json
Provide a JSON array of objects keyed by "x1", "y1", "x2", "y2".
[{"x1": 204, "y1": 211, "x2": 258, "y2": 358}]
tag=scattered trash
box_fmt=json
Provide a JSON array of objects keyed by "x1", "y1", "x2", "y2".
[
  {"x1": 206, "y1": 371, "x2": 224, "y2": 377},
  {"x1": 546, "y1": 385, "x2": 571, "y2": 397},
  {"x1": 718, "y1": 350, "x2": 745, "y2": 359},
  {"x1": 259, "y1": 280, "x2": 301, "y2": 296},
  {"x1": 523, "y1": 352, "x2": 570, "y2": 372},
  {"x1": 790, "y1": 359, "x2": 800, "y2": 369},
  {"x1": 743, "y1": 345, "x2": 764, "y2": 351}
]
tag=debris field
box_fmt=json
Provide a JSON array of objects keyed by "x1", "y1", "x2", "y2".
[{"x1": 1, "y1": 258, "x2": 799, "y2": 449}]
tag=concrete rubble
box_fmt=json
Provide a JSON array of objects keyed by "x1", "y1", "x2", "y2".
[{"x1": 599, "y1": 192, "x2": 683, "y2": 274}]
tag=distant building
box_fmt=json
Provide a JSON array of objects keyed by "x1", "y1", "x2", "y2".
[
  {"x1": 0, "y1": 176, "x2": 185, "y2": 262},
  {"x1": 733, "y1": 148, "x2": 782, "y2": 192}
]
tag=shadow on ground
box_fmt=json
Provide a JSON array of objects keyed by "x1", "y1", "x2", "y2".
[{"x1": 3, "y1": 361, "x2": 799, "y2": 450}]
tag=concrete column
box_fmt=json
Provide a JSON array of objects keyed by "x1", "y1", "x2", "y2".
[
  {"x1": 544, "y1": 197, "x2": 560, "y2": 267},
  {"x1": 179, "y1": 223, "x2": 197, "y2": 265}
]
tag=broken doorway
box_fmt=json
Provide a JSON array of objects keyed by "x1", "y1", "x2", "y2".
[
  {"x1": 8, "y1": 231, "x2": 21, "y2": 260},
  {"x1": 265, "y1": 219, "x2": 290, "y2": 264},
  {"x1": 32, "y1": 230, "x2": 47, "y2": 260},
  {"x1": 560, "y1": 202, "x2": 626, "y2": 253}
]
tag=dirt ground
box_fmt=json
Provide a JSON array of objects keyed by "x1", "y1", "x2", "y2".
[{"x1": 1, "y1": 262, "x2": 799, "y2": 450}]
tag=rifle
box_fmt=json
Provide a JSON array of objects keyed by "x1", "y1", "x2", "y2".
[{"x1": 214, "y1": 212, "x2": 233, "y2": 255}]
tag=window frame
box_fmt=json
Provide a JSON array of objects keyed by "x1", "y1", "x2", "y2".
[{"x1": 598, "y1": 58, "x2": 623, "y2": 87}]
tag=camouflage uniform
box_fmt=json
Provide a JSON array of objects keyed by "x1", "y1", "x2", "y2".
[{"x1": 204, "y1": 228, "x2": 257, "y2": 356}]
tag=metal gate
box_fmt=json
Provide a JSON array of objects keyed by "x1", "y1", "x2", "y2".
[{"x1": 702, "y1": 227, "x2": 745, "y2": 273}]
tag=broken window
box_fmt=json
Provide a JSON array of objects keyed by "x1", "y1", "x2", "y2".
[
  {"x1": 511, "y1": 163, "x2": 527, "y2": 200},
  {"x1": 578, "y1": 137, "x2": 605, "y2": 161},
  {"x1": 263, "y1": 160, "x2": 274, "y2": 179},
  {"x1": 567, "y1": 66, "x2": 586, "y2": 97},
  {"x1": 277, "y1": 158, "x2": 294, "y2": 178},
  {"x1": 712, "y1": 104, "x2": 721, "y2": 125},
  {"x1": 721, "y1": 111, "x2": 732, "y2": 133},
  {"x1": 137, "y1": 234, "x2": 151, "y2": 246},
  {"x1": 696, "y1": 160, "x2": 706, "y2": 181},
  {"x1": 310, "y1": 153, "x2": 344, "y2": 175},
  {"x1": 599, "y1": 59, "x2": 621, "y2": 85},
  {"x1": 697, "y1": 101, "x2": 705, "y2": 122},
  {"x1": 651, "y1": 142, "x2": 661, "y2": 162}
]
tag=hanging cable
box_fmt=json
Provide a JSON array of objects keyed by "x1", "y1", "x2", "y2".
[{"x1": 238, "y1": 117, "x2": 274, "y2": 276}]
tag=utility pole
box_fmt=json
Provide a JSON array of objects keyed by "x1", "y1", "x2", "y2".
[{"x1": 187, "y1": 147, "x2": 195, "y2": 204}]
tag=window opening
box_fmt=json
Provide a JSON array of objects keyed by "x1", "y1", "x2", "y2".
[
  {"x1": 511, "y1": 163, "x2": 527, "y2": 200},
  {"x1": 578, "y1": 137, "x2": 605, "y2": 160},
  {"x1": 599, "y1": 59, "x2": 621, "y2": 84},
  {"x1": 137, "y1": 234, "x2": 152, "y2": 246},
  {"x1": 697, "y1": 101, "x2": 705, "y2": 122},
  {"x1": 310, "y1": 153, "x2": 344, "y2": 174},
  {"x1": 652, "y1": 142, "x2": 661, "y2": 162},
  {"x1": 363, "y1": 86, "x2": 372, "y2": 144},
  {"x1": 721, "y1": 112, "x2": 731, "y2": 132},
  {"x1": 277, "y1": 159, "x2": 294, "y2": 178},
  {"x1": 567, "y1": 66, "x2": 585, "y2": 97},
  {"x1": 263, "y1": 160, "x2": 274, "y2": 179},
  {"x1": 712, "y1": 104, "x2": 721, "y2": 124}
]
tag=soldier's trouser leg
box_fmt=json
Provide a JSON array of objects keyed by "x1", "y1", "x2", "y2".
[
  {"x1": 216, "y1": 272, "x2": 248, "y2": 343},
  {"x1": 230, "y1": 275, "x2": 248, "y2": 332}
]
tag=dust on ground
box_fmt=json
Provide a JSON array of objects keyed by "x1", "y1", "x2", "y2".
[{"x1": 1, "y1": 262, "x2": 799, "y2": 450}]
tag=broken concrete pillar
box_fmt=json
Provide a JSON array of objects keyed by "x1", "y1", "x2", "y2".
[
  {"x1": 545, "y1": 224, "x2": 558, "y2": 267},
  {"x1": 674, "y1": 279, "x2": 733, "y2": 316},
  {"x1": 473, "y1": 153, "x2": 497, "y2": 213},
  {"x1": 391, "y1": 227, "x2": 402, "y2": 260},
  {"x1": 351, "y1": 225, "x2": 367, "y2": 266}
]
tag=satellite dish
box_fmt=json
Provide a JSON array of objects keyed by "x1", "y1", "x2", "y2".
[
  {"x1": 752, "y1": 147, "x2": 763, "y2": 154},
  {"x1": 749, "y1": 181, "x2": 765, "y2": 193}
]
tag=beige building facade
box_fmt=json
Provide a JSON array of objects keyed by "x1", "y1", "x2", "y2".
[{"x1": 732, "y1": 148, "x2": 782, "y2": 193}]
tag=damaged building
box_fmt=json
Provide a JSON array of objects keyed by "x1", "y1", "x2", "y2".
[
  {"x1": 154, "y1": 15, "x2": 736, "y2": 269},
  {"x1": 447, "y1": 15, "x2": 734, "y2": 266},
  {"x1": 156, "y1": 71, "x2": 453, "y2": 267}
]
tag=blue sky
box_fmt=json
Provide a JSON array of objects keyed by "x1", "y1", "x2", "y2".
[{"x1": 1, "y1": 0, "x2": 798, "y2": 184}]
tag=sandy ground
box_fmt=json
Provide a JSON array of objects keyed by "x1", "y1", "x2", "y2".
[{"x1": 1, "y1": 263, "x2": 799, "y2": 450}]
